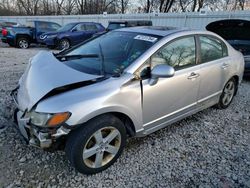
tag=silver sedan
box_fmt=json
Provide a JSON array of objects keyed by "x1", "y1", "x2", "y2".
[{"x1": 13, "y1": 26, "x2": 244, "y2": 174}]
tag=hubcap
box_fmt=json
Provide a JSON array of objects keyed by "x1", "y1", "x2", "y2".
[
  {"x1": 61, "y1": 40, "x2": 70, "y2": 49},
  {"x1": 222, "y1": 81, "x2": 235, "y2": 106},
  {"x1": 82, "y1": 127, "x2": 121, "y2": 168},
  {"x1": 19, "y1": 40, "x2": 28, "y2": 48}
]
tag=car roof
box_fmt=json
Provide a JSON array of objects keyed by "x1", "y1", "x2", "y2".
[{"x1": 116, "y1": 26, "x2": 188, "y2": 37}]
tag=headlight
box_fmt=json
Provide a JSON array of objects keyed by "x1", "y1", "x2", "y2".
[
  {"x1": 30, "y1": 111, "x2": 71, "y2": 127},
  {"x1": 47, "y1": 34, "x2": 57, "y2": 39}
]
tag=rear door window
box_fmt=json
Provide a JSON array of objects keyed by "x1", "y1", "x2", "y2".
[{"x1": 199, "y1": 35, "x2": 228, "y2": 63}]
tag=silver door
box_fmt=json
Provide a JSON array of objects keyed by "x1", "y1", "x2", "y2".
[
  {"x1": 197, "y1": 35, "x2": 230, "y2": 106},
  {"x1": 141, "y1": 36, "x2": 201, "y2": 131}
]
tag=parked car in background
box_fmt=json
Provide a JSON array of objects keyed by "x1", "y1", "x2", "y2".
[
  {"x1": 93, "y1": 20, "x2": 153, "y2": 38},
  {"x1": 1, "y1": 20, "x2": 61, "y2": 48},
  {"x1": 0, "y1": 20, "x2": 20, "y2": 39},
  {"x1": 106, "y1": 20, "x2": 152, "y2": 31},
  {"x1": 12, "y1": 27, "x2": 244, "y2": 174},
  {"x1": 40, "y1": 22, "x2": 105, "y2": 49},
  {"x1": 206, "y1": 19, "x2": 250, "y2": 77}
]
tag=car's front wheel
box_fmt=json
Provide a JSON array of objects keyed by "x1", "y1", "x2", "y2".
[
  {"x1": 216, "y1": 78, "x2": 237, "y2": 109},
  {"x1": 65, "y1": 114, "x2": 126, "y2": 174},
  {"x1": 58, "y1": 38, "x2": 70, "y2": 50}
]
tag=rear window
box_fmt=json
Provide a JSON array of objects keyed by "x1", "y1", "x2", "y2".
[{"x1": 199, "y1": 35, "x2": 228, "y2": 63}]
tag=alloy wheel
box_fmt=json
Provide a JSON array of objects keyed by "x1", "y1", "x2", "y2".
[
  {"x1": 60, "y1": 39, "x2": 70, "y2": 50},
  {"x1": 222, "y1": 80, "x2": 235, "y2": 106},
  {"x1": 19, "y1": 39, "x2": 28, "y2": 49},
  {"x1": 82, "y1": 126, "x2": 121, "y2": 168}
]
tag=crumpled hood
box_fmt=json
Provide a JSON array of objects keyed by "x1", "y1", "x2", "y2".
[{"x1": 17, "y1": 51, "x2": 102, "y2": 111}]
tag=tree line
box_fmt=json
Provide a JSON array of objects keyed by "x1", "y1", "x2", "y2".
[{"x1": 0, "y1": 0, "x2": 248, "y2": 16}]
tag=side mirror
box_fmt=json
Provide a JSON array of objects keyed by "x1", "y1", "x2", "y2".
[
  {"x1": 149, "y1": 64, "x2": 175, "y2": 85},
  {"x1": 71, "y1": 28, "x2": 77, "y2": 32}
]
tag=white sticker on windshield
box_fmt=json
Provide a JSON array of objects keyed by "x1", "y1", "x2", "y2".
[{"x1": 134, "y1": 35, "x2": 157, "y2": 43}]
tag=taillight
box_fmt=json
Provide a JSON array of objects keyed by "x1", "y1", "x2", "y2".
[{"x1": 2, "y1": 28, "x2": 8, "y2": 36}]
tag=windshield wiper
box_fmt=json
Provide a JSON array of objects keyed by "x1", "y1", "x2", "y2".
[
  {"x1": 99, "y1": 43, "x2": 106, "y2": 76},
  {"x1": 56, "y1": 54, "x2": 99, "y2": 61}
]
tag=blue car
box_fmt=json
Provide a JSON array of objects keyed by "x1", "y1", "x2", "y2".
[
  {"x1": 1, "y1": 21, "x2": 61, "y2": 48},
  {"x1": 40, "y1": 22, "x2": 105, "y2": 49}
]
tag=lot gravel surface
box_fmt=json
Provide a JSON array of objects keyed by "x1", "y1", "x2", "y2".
[{"x1": 0, "y1": 42, "x2": 250, "y2": 188}]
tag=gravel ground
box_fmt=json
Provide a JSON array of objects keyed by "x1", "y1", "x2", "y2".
[{"x1": 0, "y1": 42, "x2": 250, "y2": 188}]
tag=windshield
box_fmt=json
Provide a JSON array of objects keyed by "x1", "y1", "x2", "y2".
[
  {"x1": 62, "y1": 31, "x2": 161, "y2": 75},
  {"x1": 57, "y1": 23, "x2": 76, "y2": 32}
]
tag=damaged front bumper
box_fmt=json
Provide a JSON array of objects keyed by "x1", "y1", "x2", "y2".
[
  {"x1": 11, "y1": 88, "x2": 71, "y2": 149},
  {"x1": 14, "y1": 110, "x2": 70, "y2": 149}
]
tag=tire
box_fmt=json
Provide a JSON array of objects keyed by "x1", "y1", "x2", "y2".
[
  {"x1": 58, "y1": 38, "x2": 70, "y2": 50},
  {"x1": 216, "y1": 78, "x2": 236, "y2": 109},
  {"x1": 16, "y1": 37, "x2": 30, "y2": 49},
  {"x1": 65, "y1": 114, "x2": 126, "y2": 174}
]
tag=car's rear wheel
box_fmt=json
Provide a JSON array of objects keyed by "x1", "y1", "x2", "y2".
[
  {"x1": 65, "y1": 114, "x2": 126, "y2": 174},
  {"x1": 17, "y1": 37, "x2": 30, "y2": 49},
  {"x1": 58, "y1": 38, "x2": 70, "y2": 50},
  {"x1": 216, "y1": 78, "x2": 236, "y2": 109}
]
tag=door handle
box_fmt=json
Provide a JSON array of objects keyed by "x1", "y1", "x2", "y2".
[
  {"x1": 187, "y1": 72, "x2": 200, "y2": 79},
  {"x1": 221, "y1": 63, "x2": 229, "y2": 69}
]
